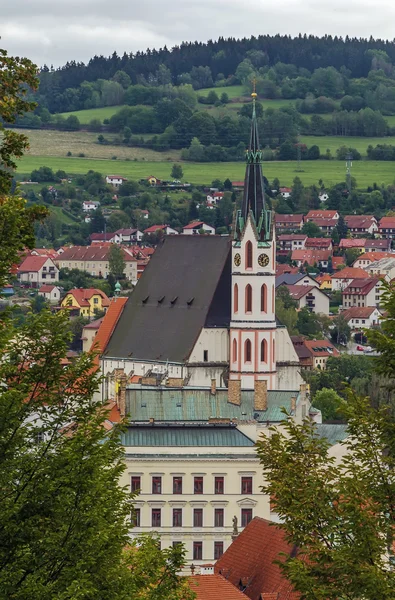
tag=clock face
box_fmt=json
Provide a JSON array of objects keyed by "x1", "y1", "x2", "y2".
[
  {"x1": 234, "y1": 253, "x2": 241, "y2": 267},
  {"x1": 258, "y1": 253, "x2": 269, "y2": 268}
]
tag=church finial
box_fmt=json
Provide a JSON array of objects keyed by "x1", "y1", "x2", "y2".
[{"x1": 251, "y1": 78, "x2": 257, "y2": 115}]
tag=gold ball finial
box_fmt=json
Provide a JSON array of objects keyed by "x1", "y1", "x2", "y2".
[{"x1": 251, "y1": 77, "x2": 257, "y2": 99}]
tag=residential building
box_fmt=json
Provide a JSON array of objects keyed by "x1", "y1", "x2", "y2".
[
  {"x1": 56, "y1": 245, "x2": 138, "y2": 283},
  {"x1": 206, "y1": 191, "x2": 224, "y2": 207},
  {"x1": 291, "y1": 248, "x2": 331, "y2": 268},
  {"x1": 38, "y1": 284, "x2": 61, "y2": 304},
  {"x1": 292, "y1": 337, "x2": 339, "y2": 370},
  {"x1": 305, "y1": 237, "x2": 333, "y2": 251},
  {"x1": 90, "y1": 232, "x2": 117, "y2": 243},
  {"x1": 367, "y1": 257, "x2": 395, "y2": 280},
  {"x1": 331, "y1": 267, "x2": 369, "y2": 291},
  {"x1": 276, "y1": 273, "x2": 319, "y2": 288},
  {"x1": 274, "y1": 214, "x2": 304, "y2": 233},
  {"x1": 342, "y1": 278, "x2": 382, "y2": 308},
  {"x1": 315, "y1": 273, "x2": 332, "y2": 291},
  {"x1": 147, "y1": 176, "x2": 161, "y2": 186},
  {"x1": 379, "y1": 216, "x2": 395, "y2": 239},
  {"x1": 332, "y1": 256, "x2": 346, "y2": 270},
  {"x1": 106, "y1": 175, "x2": 128, "y2": 187},
  {"x1": 365, "y1": 238, "x2": 392, "y2": 252},
  {"x1": 275, "y1": 263, "x2": 299, "y2": 276},
  {"x1": 319, "y1": 191, "x2": 329, "y2": 202},
  {"x1": 353, "y1": 251, "x2": 392, "y2": 269},
  {"x1": 61, "y1": 288, "x2": 110, "y2": 318},
  {"x1": 341, "y1": 306, "x2": 382, "y2": 330},
  {"x1": 182, "y1": 221, "x2": 216, "y2": 235},
  {"x1": 339, "y1": 238, "x2": 366, "y2": 253},
  {"x1": 144, "y1": 224, "x2": 178, "y2": 236},
  {"x1": 277, "y1": 234, "x2": 307, "y2": 255},
  {"x1": 30, "y1": 248, "x2": 58, "y2": 258},
  {"x1": 279, "y1": 186, "x2": 292, "y2": 198},
  {"x1": 113, "y1": 228, "x2": 143, "y2": 244},
  {"x1": 81, "y1": 317, "x2": 104, "y2": 352},
  {"x1": 17, "y1": 256, "x2": 59, "y2": 288},
  {"x1": 305, "y1": 209, "x2": 339, "y2": 233},
  {"x1": 281, "y1": 284, "x2": 330, "y2": 315},
  {"x1": 345, "y1": 215, "x2": 378, "y2": 236},
  {"x1": 82, "y1": 200, "x2": 100, "y2": 212},
  {"x1": 231, "y1": 181, "x2": 244, "y2": 190},
  {"x1": 214, "y1": 517, "x2": 301, "y2": 600}
]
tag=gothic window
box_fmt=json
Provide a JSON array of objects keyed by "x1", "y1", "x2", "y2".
[
  {"x1": 261, "y1": 339, "x2": 267, "y2": 362},
  {"x1": 234, "y1": 283, "x2": 238, "y2": 313},
  {"x1": 245, "y1": 284, "x2": 252, "y2": 313},
  {"x1": 245, "y1": 339, "x2": 252, "y2": 362},
  {"x1": 232, "y1": 338, "x2": 237, "y2": 363},
  {"x1": 245, "y1": 241, "x2": 253, "y2": 269},
  {"x1": 261, "y1": 284, "x2": 267, "y2": 312}
]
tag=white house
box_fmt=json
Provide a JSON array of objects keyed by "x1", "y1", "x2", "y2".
[
  {"x1": 341, "y1": 306, "x2": 382, "y2": 330},
  {"x1": 206, "y1": 192, "x2": 224, "y2": 207},
  {"x1": 17, "y1": 256, "x2": 59, "y2": 288},
  {"x1": 331, "y1": 267, "x2": 370, "y2": 291},
  {"x1": 342, "y1": 278, "x2": 383, "y2": 308},
  {"x1": 281, "y1": 284, "x2": 330, "y2": 315},
  {"x1": 144, "y1": 224, "x2": 178, "y2": 236},
  {"x1": 106, "y1": 175, "x2": 128, "y2": 187},
  {"x1": 182, "y1": 221, "x2": 215, "y2": 235},
  {"x1": 114, "y1": 228, "x2": 144, "y2": 244},
  {"x1": 367, "y1": 257, "x2": 395, "y2": 281},
  {"x1": 82, "y1": 200, "x2": 100, "y2": 212},
  {"x1": 38, "y1": 284, "x2": 61, "y2": 304}
]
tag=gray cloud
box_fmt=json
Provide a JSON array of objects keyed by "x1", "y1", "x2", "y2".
[{"x1": 2, "y1": 0, "x2": 395, "y2": 67}]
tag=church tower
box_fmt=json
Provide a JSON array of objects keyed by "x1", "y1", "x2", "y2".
[{"x1": 229, "y1": 88, "x2": 277, "y2": 396}]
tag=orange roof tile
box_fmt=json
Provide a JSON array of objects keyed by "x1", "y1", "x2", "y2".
[
  {"x1": 64, "y1": 288, "x2": 110, "y2": 308},
  {"x1": 188, "y1": 575, "x2": 247, "y2": 600},
  {"x1": 332, "y1": 266, "x2": 369, "y2": 279},
  {"x1": 91, "y1": 297, "x2": 128, "y2": 356},
  {"x1": 215, "y1": 517, "x2": 299, "y2": 600}
]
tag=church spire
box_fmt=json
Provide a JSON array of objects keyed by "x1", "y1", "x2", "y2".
[{"x1": 240, "y1": 81, "x2": 265, "y2": 225}]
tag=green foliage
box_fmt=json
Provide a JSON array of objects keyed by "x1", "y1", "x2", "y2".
[
  {"x1": 313, "y1": 387, "x2": 343, "y2": 421},
  {"x1": 171, "y1": 163, "x2": 183, "y2": 180},
  {"x1": 301, "y1": 221, "x2": 323, "y2": 237},
  {"x1": 256, "y1": 394, "x2": 395, "y2": 599},
  {"x1": 108, "y1": 244, "x2": 126, "y2": 279}
]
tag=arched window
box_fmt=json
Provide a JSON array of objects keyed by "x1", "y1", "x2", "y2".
[
  {"x1": 232, "y1": 338, "x2": 237, "y2": 363},
  {"x1": 245, "y1": 241, "x2": 253, "y2": 269},
  {"x1": 234, "y1": 283, "x2": 238, "y2": 313},
  {"x1": 261, "y1": 339, "x2": 267, "y2": 362},
  {"x1": 261, "y1": 284, "x2": 267, "y2": 313},
  {"x1": 245, "y1": 339, "x2": 252, "y2": 362},
  {"x1": 245, "y1": 284, "x2": 252, "y2": 312}
]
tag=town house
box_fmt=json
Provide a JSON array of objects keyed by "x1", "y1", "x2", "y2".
[
  {"x1": 342, "y1": 278, "x2": 382, "y2": 308},
  {"x1": 17, "y1": 256, "x2": 59, "y2": 288}
]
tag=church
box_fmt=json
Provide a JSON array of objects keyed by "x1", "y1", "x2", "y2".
[{"x1": 100, "y1": 91, "x2": 302, "y2": 401}]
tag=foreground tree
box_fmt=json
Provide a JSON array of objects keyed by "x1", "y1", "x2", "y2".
[
  {"x1": 257, "y1": 394, "x2": 395, "y2": 599},
  {"x1": 109, "y1": 243, "x2": 126, "y2": 280}
]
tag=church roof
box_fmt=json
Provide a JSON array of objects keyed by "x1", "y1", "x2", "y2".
[{"x1": 104, "y1": 235, "x2": 231, "y2": 362}]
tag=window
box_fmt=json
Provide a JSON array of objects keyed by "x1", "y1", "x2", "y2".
[
  {"x1": 173, "y1": 541, "x2": 182, "y2": 548},
  {"x1": 241, "y1": 476, "x2": 252, "y2": 494},
  {"x1": 244, "y1": 339, "x2": 252, "y2": 363},
  {"x1": 131, "y1": 476, "x2": 141, "y2": 493},
  {"x1": 261, "y1": 284, "x2": 267, "y2": 312},
  {"x1": 203, "y1": 350, "x2": 208, "y2": 362},
  {"x1": 232, "y1": 339, "x2": 237, "y2": 363},
  {"x1": 260, "y1": 339, "x2": 267, "y2": 363},
  {"x1": 214, "y1": 508, "x2": 224, "y2": 527},
  {"x1": 93, "y1": 297, "x2": 98, "y2": 304},
  {"x1": 194, "y1": 476, "x2": 203, "y2": 494},
  {"x1": 173, "y1": 508, "x2": 182, "y2": 527},
  {"x1": 173, "y1": 476, "x2": 183, "y2": 494},
  {"x1": 234, "y1": 283, "x2": 238, "y2": 313},
  {"x1": 246, "y1": 241, "x2": 253, "y2": 269},
  {"x1": 245, "y1": 284, "x2": 252, "y2": 312},
  {"x1": 152, "y1": 508, "x2": 161, "y2": 527},
  {"x1": 214, "y1": 541, "x2": 224, "y2": 560},
  {"x1": 241, "y1": 508, "x2": 253, "y2": 527},
  {"x1": 214, "y1": 476, "x2": 224, "y2": 495},
  {"x1": 193, "y1": 541, "x2": 203, "y2": 561},
  {"x1": 152, "y1": 476, "x2": 162, "y2": 494},
  {"x1": 193, "y1": 508, "x2": 203, "y2": 527},
  {"x1": 131, "y1": 508, "x2": 140, "y2": 527}
]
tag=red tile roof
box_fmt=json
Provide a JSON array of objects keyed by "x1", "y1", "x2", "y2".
[
  {"x1": 276, "y1": 264, "x2": 299, "y2": 276},
  {"x1": 275, "y1": 214, "x2": 304, "y2": 224},
  {"x1": 144, "y1": 224, "x2": 168, "y2": 233},
  {"x1": 332, "y1": 266, "x2": 369, "y2": 279},
  {"x1": 91, "y1": 297, "x2": 128, "y2": 356},
  {"x1": 39, "y1": 284, "x2": 58, "y2": 292},
  {"x1": 306, "y1": 210, "x2": 338, "y2": 219},
  {"x1": 278, "y1": 234, "x2": 307, "y2": 241},
  {"x1": 58, "y1": 245, "x2": 136, "y2": 262},
  {"x1": 183, "y1": 221, "x2": 206, "y2": 229},
  {"x1": 291, "y1": 249, "x2": 331, "y2": 265},
  {"x1": 90, "y1": 233, "x2": 116, "y2": 242},
  {"x1": 339, "y1": 238, "x2": 366, "y2": 249},
  {"x1": 365, "y1": 239, "x2": 391, "y2": 250},
  {"x1": 18, "y1": 256, "x2": 54, "y2": 273},
  {"x1": 379, "y1": 216, "x2": 395, "y2": 228},
  {"x1": 345, "y1": 215, "x2": 376, "y2": 229},
  {"x1": 284, "y1": 284, "x2": 316, "y2": 300},
  {"x1": 215, "y1": 517, "x2": 299, "y2": 600},
  {"x1": 305, "y1": 238, "x2": 332, "y2": 249},
  {"x1": 303, "y1": 339, "x2": 340, "y2": 357},
  {"x1": 332, "y1": 256, "x2": 346, "y2": 269},
  {"x1": 354, "y1": 251, "x2": 392, "y2": 264},
  {"x1": 342, "y1": 277, "x2": 379, "y2": 295},
  {"x1": 188, "y1": 575, "x2": 247, "y2": 600},
  {"x1": 341, "y1": 306, "x2": 381, "y2": 320},
  {"x1": 64, "y1": 288, "x2": 110, "y2": 308}
]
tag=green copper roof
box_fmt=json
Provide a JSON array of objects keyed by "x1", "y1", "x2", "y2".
[
  {"x1": 126, "y1": 387, "x2": 297, "y2": 423},
  {"x1": 121, "y1": 426, "x2": 255, "y2": 447},
  {"x1": 315, "y1": 423, "x2": 348, "y2": 445}
]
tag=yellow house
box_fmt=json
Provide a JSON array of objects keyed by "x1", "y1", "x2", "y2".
[
  {"x1": 61, "y1": 288, "x2": 110, "y2": 318},
  {"x1": 316, "y1": 273, "x2": 332, "y2": 291}
]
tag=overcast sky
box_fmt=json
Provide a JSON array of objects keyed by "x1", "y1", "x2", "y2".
[{"x1": 2, "y1": 0, "x2": 395, "y2": 68}]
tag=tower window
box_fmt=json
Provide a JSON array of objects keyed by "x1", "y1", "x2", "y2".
[
  {"x1": 245, "y1": 241, "x2": 253, "y2": 269},
  {"x1": 261, "y1": 284, "x2": 267, "y2": 313},
  {"x1": 245, "y1": 339, "x2": 252, "y2": 363},
  {"x1": 203, "y1": 350, "x2": 208, "y2": 362},
  {"x1": 245, "y1": 284, "x2": 252, "y2": 313},
  {"x1": 232, "y1": 338, "x2": 237, "y2": 363},
  {"x1": 234, "y1": 283, "x2": 239, "y2": 313},
  {"x1": 261, "y1": 339, "x2": 267, "y2": 362}
]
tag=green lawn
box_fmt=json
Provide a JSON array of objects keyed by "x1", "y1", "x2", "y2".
[
  {"x1": 50, "y1": 206, "x2": 79, "y2": 225},
  {"x1": 16, "y1": 155, "x2": 395, "y2": 187},
  {"x1": 300, "y1": 135, "x2": 395, "y2": 155},
  {"x1": 59, "y1": 105, "x2": 127, "y2": 123}
]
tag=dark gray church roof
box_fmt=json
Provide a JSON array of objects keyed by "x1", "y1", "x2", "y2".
[{"x1": 104, "y1": 235, "x2": 231, "y2": 362}]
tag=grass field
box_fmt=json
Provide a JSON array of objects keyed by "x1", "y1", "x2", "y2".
[
  {"x1": 50, "y1": 206, "x2": 78, "y2": 225},
  {"x1": 59, "y1": 105, "x2": 128, "y2": 123},
  {"x1": 21, "y1": 129, "x2": 181, "y2": 161},
  {"x1": 16, "y1": 155, "x2": 395, "y2": 187},
  {"x1": 300, "y1": 135, "x2": 395, "y2": 155}
]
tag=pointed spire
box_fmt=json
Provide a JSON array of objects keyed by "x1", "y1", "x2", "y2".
[{"x1": 240, "y1": 80, "x2": 265, "y2": 227}]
